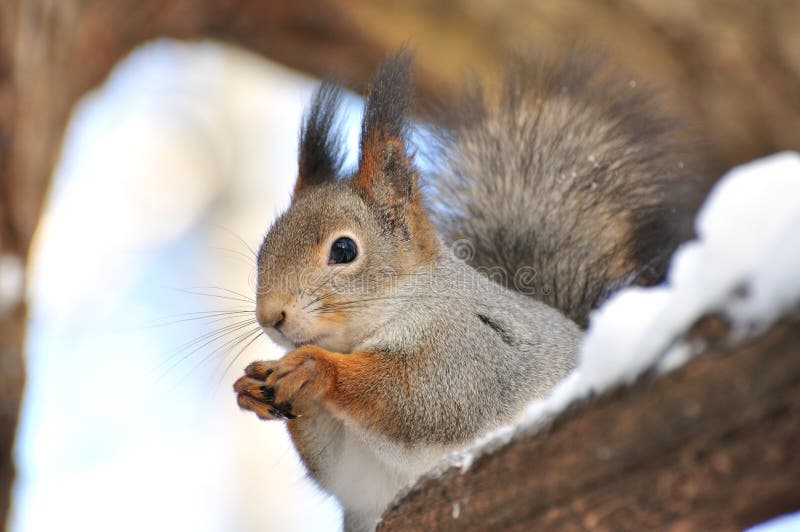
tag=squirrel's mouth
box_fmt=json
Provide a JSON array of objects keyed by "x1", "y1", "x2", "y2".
[
  {"x1": 263, "y1": 324, "x2": 328, "y2": 349},
  {"x1": 292, "y1": 334, "x2": 326, "y2": 348}
]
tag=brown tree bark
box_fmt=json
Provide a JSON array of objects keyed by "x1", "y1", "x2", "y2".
[
  {"x1": 379, "y1": 318, "x2": 800, "y2": 531},
  {"x1": 1, "y1": 0, "x2": 799, "y2": 527}
]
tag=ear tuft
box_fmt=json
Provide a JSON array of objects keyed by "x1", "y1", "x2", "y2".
[
  {"x1": 360, "y1": 50, "x2": 414, "y2": 152},
  {"x1": 354, "y1": 50, "x2": 416, "y2": 202},
  {"x1": 296, "y1": 81, "x2": 346, "y2": 193}
]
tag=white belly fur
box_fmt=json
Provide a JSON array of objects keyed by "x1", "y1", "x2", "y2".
[{"x1": 308, "y1": 414, "x2": 450, "y2": 531}]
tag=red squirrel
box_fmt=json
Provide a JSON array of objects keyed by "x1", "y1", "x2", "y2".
[{"x1": 234, "y1": 51, "x2": 705, "y2": 531}]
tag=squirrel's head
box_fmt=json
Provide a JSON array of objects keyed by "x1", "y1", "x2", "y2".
[{"x1": 256, "y1": 52, "x2": 439, "y2": 352}]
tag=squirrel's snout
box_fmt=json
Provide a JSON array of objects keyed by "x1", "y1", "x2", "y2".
[{"x1": 257, "y1": 305, "x2": 286, "y2": 331}]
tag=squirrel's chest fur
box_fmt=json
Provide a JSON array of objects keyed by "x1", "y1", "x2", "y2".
[{"x1": 288, "y1": 410, "x2": 451, "y2": 531}]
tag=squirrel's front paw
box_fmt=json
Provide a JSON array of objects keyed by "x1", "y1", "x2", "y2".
[{"x1": 233, "y1": 347, "x2": 332, "y2": 420}]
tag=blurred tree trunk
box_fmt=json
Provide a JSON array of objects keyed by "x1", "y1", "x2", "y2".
[
  {"x1": 1, "y1": 0, "x2": 799, "y2": 527},
  {"x1": 1, "y1": 2, "x2": 25, "y2": 526}
]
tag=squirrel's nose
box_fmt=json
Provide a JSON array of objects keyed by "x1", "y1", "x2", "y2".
[{"x1": 257, "y1": 307, "x2": 286, "y2": 330}]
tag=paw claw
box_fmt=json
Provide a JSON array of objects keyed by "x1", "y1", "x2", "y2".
[
  {"x1": 237, "y1": 393, "x2": 281, "y2": 421},
  {"x1": 260, "y1": 385, "x2": 275, "y2": 402}
]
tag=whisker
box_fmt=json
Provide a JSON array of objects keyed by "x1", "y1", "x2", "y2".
[
  {"x1": 156, "y1": 308, "x2": 255, "y2": 318},
  {"x1": 144, "y1": 310, "x2": 254, "y2": 328},
  {"x1": 179, "y1": 324, "x2": 262, "y2": 385},
  {"x1": 208, "y1": 245, "x2": 256, "y2": 260},
  {"x1": 190, "y1": 286, "x2": 256, "y2": 302},
  {"x1": 172, "y1": 287, "x2": 255, "y2": 304},
  {"x1": 215, "y1": 328, "x2": 265, "y2": 387},
  {"x1": 165, "y1": 323, "x2": 262, "y2": 392},
  {"x1": 203, "y1": 286, "x2": 256, "y2": 303},
  {"x1": 154, "y1": 313, "x2": 254, "y2": 330},
  {"x1": 314, "y1": 293, "x2": 470, "y2": 315},
  {"x1": 302, "y1": 272, "x2": 337, "y2": 300},
  {"x1": 302, "y1": 290, "x2": 336, "y2": 310},
  {"x1": 162, "y1": 318, "x2": 258, "y2": 360},
  {"x1": 157, "y1": 319, "x2": 258, "y2": 378},
  {"x1": 212, "y1": 223, "x2": 259, "y2": 259}
]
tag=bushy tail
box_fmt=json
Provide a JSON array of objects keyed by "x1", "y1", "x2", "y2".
[{"x1": 426, "y1": 53, "x2": 709, "y2": 327}]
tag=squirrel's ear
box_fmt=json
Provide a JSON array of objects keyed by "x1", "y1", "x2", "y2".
[
  {"x1": 295, "y1": 82, "x2": 345, "y2": 194},
  {"x1": 353, "y1": 51, "x2": 419, "y2": 217}
]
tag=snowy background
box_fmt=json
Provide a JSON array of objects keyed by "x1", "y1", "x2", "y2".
[{"x1": 7, "y1": 39, "x2": 799, "y2": 532}]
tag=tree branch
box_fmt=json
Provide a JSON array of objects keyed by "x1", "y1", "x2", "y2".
[{"x1": 379, "y1": 318, "x2": 800, "y2": 530}]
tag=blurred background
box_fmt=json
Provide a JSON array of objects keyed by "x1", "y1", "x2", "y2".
[
  {"x1": 10, "y1": 41, "x2": 361, "y2": 531},
  {"x1": 1, "y1": 1, "x2": 799, "y2": 531}
]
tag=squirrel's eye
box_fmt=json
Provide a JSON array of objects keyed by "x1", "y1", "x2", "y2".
[{"x1": 329, "y1": 237, "x2": 358, "y2": 265}]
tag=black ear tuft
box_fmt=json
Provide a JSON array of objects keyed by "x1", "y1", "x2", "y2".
[
  {"x1": 360, "y1": 50, "x2": 414, "y2": 155},
  {"x1": 354, "y1": 50, "x2": 416, "y2": 199},
  {"x1": 297, "y1": 81, "x2": 346, "y2": 193}
]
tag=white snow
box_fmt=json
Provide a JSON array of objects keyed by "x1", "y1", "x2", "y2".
[{"x1": 438, "y1": 151, "x2": 800, "y2": 476}]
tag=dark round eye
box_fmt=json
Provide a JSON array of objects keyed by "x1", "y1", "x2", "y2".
[{"x1": 329, "y1": 237, "x2": 358, "y2": 265}]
